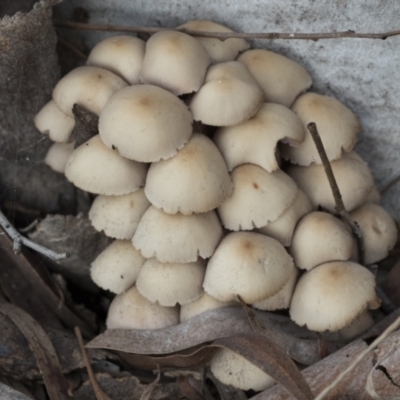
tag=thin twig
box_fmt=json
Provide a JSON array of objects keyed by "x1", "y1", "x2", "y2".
[
  {"x1": 53, "y1": 20, "x2": 400, "y2": 41},
  {"x1": 307, "y1": 122, "x2": 365, "y2": 265},
  {"x1": 0, "y1": 210, "x2": 68, "y2": 262},
  {"x1": 57, "y1": 36, "x2": 87, "y2": 59},
  {"x1": 315, "y1": 315, "x2": 400, "y2": 400}
]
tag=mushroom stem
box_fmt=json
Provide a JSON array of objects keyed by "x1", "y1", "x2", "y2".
[
  {"x1": 0, "y1": 210, "x2": 68, "y2": 262},
  {"x1": 307, "y1": 122, "x2": 365, "y2": 265}
]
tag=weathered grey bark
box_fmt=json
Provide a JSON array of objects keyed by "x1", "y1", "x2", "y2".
[{"x1": 0, "y1": 0, "x2": 76, "y2": 219}]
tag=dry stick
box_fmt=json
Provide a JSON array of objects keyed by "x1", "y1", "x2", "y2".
[
  {"x1": 307, "y1": 122, "x2": 365, "y2": 266},
  {"x1": 53, "y1": 20, "x2": 400, "y2": 41},
  {"x1": 0, "y1": 209, "x2": 68, "y2": 262},
  {"x1": 315, "y1": 315, "x2": 400, "y2": 400}
]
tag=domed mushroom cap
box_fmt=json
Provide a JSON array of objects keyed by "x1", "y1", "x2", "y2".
[
  {"x1": 106, "y1": 286, "x2": 179, "y2": 330},
  {"x1": 287, "y1": 151, "x2": 374, "y2": 212},
  {"x1": 218, "y1": 164, "x2": 298, "y2": 231},
  {"x1": 214, "y1": 102, "x2": 305, "y2": 172},
  {"x1": 290, "y1": 261, "x2": 381, "y2": 332},
  {"x1": 189, "y1": 78, "x2": 264, "y2": 127},
  {"x1": 99, "y1": 84, "x2": 193, "y2": 162},
  {"x1": 44, "y1": 142, "x2": 75, "y2": 174},
  {"x1": 87, "y1": 35, "x2": 145, "y2": 84},
  {"x1": 34, "y1": 100, "x2": 75, "y2": 143},
  {"x1": 289, "y1": 211, "x2": 355, "y2": 271},
  {"x1": 178, "y1": 20, "x2": 250, "y2": 64},
  {"x1": 65, "y1": 135, "x2": 147, "y2": 195},
  {"x1": 328, "y1": 310, "x2": 375, "y2": 341},
  {"x1": 281, "y1": 92, "x2": 361, "y2": 166},
  {"x1": 89, "y1": 189, "x2": 151, "y2": 240},
  {"x1": 140, "y1": 30, "x2": 210, "y2": 95},
  {"x1": 133, "y1": 206, "x2": 223, "y2": 263},
  {"x1": 52, "y1": 66, "x2": 128, "y2": 117},
  {"x1": 211, "y1": 348, "x2": 275, "y2": 391},
  {"x1": 90, "y1": 240, "x2": 145, "y2": 294},
  {"x1": 136, "y1": 258, "x2": 206, "y2": 307},
  {"x1": 180, "y1": 292, "x2": 239, "y2": 323},
  {"x1": 350, "y1": 203, "x2": 397, "y2": 264},
  {"x1": 252, "y1": 264, "x2": 299, "y2": 311},
  {"x1": 203, "y1": 232, "x2": 294, "y2": 303},
  {"x1": 258, "y1": 189, "x2": 313, "y2": 247},
  {"x1": 237, "y1": 49, "x2": 312, "y2": 107},
  {"x1": 145, "y1": 133, "x2": 233, "y2": 215}
]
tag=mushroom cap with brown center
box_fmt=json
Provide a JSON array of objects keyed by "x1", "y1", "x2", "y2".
[
  {"x1": 65, "y1": 135, "x2": 147, "y2": 195},
  {"x1": 99, "y1": 84, "x2": 193, "y2": 162},
  {"x1": 178, "y1": 20, "x2": 250, "y2": 64},
  {"x1": 53, "y1": 66, "x2": 128, "y2": 117},
  {"x1": 218, "y1": 164, "x2": 298, "y2": 230},
  {"x1": 237, "y1": 49, "x2": 312, "y2": 107},
  {"x1": 87, "y1": 35, "x2": 145, "y2": 84},
  {"x1": 286, "y1": 151, "x2": 374, "y2": 212},
  {"x1": 280, "y1": 92, "x2": 361, "y2": 166},
  {"x1": 290, "y1": 261, "x2": 381, "y2": 332},
  {"x1": 203, "y1": 232, "x2": 294, "y2": 303},
  {"x1": 145, "y1": 133, "x2": 233, "y2": 215},
  {"x1": 140, "y1": 30, "x2": 210, "y2": 95},
  {"x1": 132, "y1": 205, "x2": 223, "y2": 263},
  {"x1": 214, "y1": 102, "x2": 305, "y2": 172}
]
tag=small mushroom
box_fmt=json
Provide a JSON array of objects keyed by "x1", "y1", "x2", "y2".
[
  {"x1": 89, "y1": 189, "x2": 151, "y2": 240},
  {"x1": 140, "y1": 30, "x2": 210, "y2": 95},
  {"x1": 203, "y1": 232, "x2": 294, "y2": 303},
  {"x1": 237, "y1": 49, "x2": 312, "y2": 107},
  {"x1": 178, "y1": 20, "x2": 250, "y2": 64},
  {"x1": 290, "y1": 261, "x2": 381, "y2": 332},
  {"x1": 132, "y1": 206, "x2": 223, "y2": 263},
  {"x1": 65, "y1": 135, "x2": 147, "y2": 195},
  {"x1": 91, "y1": 240, "x2": 145, "y2": 294},
  {"x1": 106, "y1": 286, "x2": 179, "y2": 330},
  {"x1": 87, "y1": 35, "x2": 145, "y2": 84},
  {"x1": 44, "y1": 141, "x2": 75, "y2": 174},
  {"x1": 136, "y1": 258, "x2": 206, "y2": 307}
]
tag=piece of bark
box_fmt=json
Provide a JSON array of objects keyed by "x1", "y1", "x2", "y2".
[
  {"x1": 0, "y1": 0, "x2": 76, "y2": 217},
  {"x1": 29, "y1": 214, "x2": 112, "y2": 290},
  {"x1": 252, "y1": 331, "x2": 400, "y2": 399}
]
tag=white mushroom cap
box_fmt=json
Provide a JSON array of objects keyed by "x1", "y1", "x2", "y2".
[
  {"x1": 90, "y1": 240, "x2": 145, "y2": 294},
  {"x1": 98, "y1": 84, "x2": 193, "y2": 163},
  {"x1": 237, "y1": 49, "x2": 312, "y2": 107},
  {"x1": 87, "y1": 35, "x2": 145, "y2": 84},
  {"x1": 218, "y1": 164, "x2": 298, "y2": 230},
  {"x1": 89, "y1": 189, "x2": 151, "y2": 240},
  {"x1": 136, "y1": 258, "x2": 206, "y2": 307},
  {"x1": 328, "y1": 310, "x2": 374, "y2": 341},
  {"x1": 350, "y1": 203, "x2": 397, "y2": 264},
  {"x1": 106, "y1": 286, "x2": 179, "y2": 330},
  {"x1": 140, "y1": 30, "x2": 210, "y2": 95},
  {"x1": 213, "y1": 102, "x2": 305, "y2": 172},
  {"x1": 258, "y1": 189, "x2": 313, "y2": 247},
  {"x1": 132, "y1": 206, "x2": 223, "y2": 263},
  {"x1": 34, "y1": 100, "x2": 75, "y2": 143},
  {"x1": 189, "y1": 77, "x2": 264, "y2": 127},
  {"x1": 286, "y1": 151, "x2": 374, "y2": 213},
  {"x1": 145, "y1": 133, "x2": 233, "y2": 215},
  {"x1": 65, "y1": 135, "x2": 147, "y2": 195},
  {"x1": 252, "y1": 264, "x2": 299, "y2": 311},
  {"x1": 52, "y1": 66, "x2": 128, "y2": 117},
  {"x1": 180, "y1": 292, "x2": 239, "y2": 323},
  {"x1": 210, "y1": 348, "x2": 275, "y2": 391},
  {"x1": 203, "y1": 232, "x2": 294, "y2": 303},
  {"x1": 290, "y1": 261, "x2": 381, "y2": 332},
  {"x1": 178, "y1": 20, "x2": 250, "y2": 64},
  {"x1": 280, "y1": 92, "x2": 361, "y2": 166},
  {"x1": 289, "y1": 211, "x2": 355, "y2": 271},
  {"x1": 44, "y1": 141, "x2": 75, "y2": 174}
]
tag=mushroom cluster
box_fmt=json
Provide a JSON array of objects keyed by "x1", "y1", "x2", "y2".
[{"x1": 34, "y1": 20, "x2": 397, "y2": 392}]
